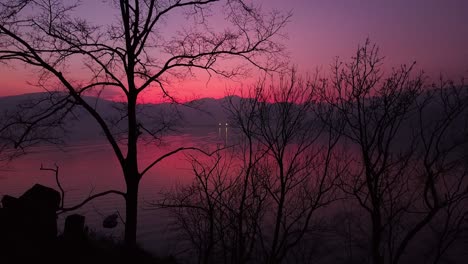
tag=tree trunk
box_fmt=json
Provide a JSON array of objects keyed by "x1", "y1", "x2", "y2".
[
  {"x1": 124, "y1": 88, "x2": 139, "y2": 248},
  {"x1": 124, "y1": 178, "x2": 139, "y2": 248},
  {"x1": 371, "y1": 211, "x2": 383, "y2": 264}
]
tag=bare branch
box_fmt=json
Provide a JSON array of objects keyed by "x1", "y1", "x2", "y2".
[
  {"x1": 58, "y1": 190, "x2": 126, "y2": 214},
  {"x1": 140, "y1": 145, "x2": 230, "y2": 177}
]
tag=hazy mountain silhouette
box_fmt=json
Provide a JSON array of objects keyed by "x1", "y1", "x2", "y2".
[
  {"x1": 0, "y1": 93, "x2": 234, "y2": 142},
  {"x1": 0, "y1": 90, "x2": 465, "y2": 143}
]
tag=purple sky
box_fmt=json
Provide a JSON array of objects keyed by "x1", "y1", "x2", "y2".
[
  {"x1": 275, "y1": 0, "x2": 468, "y2": 76},
  {"x1": 1, "y1": 0, "x2": 467, "y2": 99}
]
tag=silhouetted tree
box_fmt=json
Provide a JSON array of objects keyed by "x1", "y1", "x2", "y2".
[
  {"x1": 0, "y1": 0, "x2": 289, "y2": 247},
  {"x1": 321, "y1": 40, "x2": 468, "y2": 264},
  {"x1": 157, "y1": 71, "x2": 344, "y2": 263},
  {"x1": 245, "y1": 73, "x2": 342, "y2": 264}
]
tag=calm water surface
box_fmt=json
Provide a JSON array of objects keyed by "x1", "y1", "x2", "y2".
[{"x1": 0, "y1": 128, "x2": 230, "y2": 256}]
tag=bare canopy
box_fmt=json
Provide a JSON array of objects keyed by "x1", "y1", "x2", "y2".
[{"x1": 0, "y1": 0, "x2": 290, "y2": 247}]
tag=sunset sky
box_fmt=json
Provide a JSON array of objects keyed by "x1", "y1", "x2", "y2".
[{"x1": 0, "y1": 0, "x2": 467, "y2": 101}]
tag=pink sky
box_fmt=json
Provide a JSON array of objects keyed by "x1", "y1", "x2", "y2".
[{"x1": 1, "y1": 0, "x2": 467, "y2": 101}]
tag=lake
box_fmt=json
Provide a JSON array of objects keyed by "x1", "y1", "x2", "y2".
[
  {"x1": 3, "y1": 124, "x2": 467, "y2": 263},
  {"x1": 0, "y1": 127, "x2": 230, "y2": 256}
]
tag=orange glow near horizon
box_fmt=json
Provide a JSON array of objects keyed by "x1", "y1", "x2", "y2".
[
  {"x1": 0, "y1": 61, "x2": 257, "y2": 103},
  {"x1": 1, "y1": 0, "x2": 467, "y2": 101}
]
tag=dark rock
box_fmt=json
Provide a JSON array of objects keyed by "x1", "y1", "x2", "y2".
[
  {"x1": 19, "y1": 184, "x2": 61, "y2": 211},
  {"x1": 17, "y1": 184, "x2": 61, "y2": 241},
  {"x1": 0, "y1": 207, "x2": 5, "y2": 233},
  {"x1": 0, "y1": 184, "x2": 61, "y2": 261},
  {"x1": 1, "y1": 195, "x2": 19, "y2": 209},
  {"x1": 64, "y1": 214, "x2": 86, "y2": 241}
]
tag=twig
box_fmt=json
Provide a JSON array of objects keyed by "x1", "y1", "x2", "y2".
[{"x1": 40, "y1": 163, "x2": 65, "y2": 208}]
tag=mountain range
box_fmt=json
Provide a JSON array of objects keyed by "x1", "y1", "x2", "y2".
[{"x1": 0, "y1": 92, "x2": 236, "y2": 141}]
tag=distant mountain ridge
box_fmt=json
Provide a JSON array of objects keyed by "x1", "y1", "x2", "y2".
[
  {"x1": 1, "y1": 89, "x2": 466, "y2": 143},
  {"x1": 0, "y1": 92, "x2": 233, "y2": 141}
]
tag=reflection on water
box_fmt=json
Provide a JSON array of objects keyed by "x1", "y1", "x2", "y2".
[
  {"x1": 0, "y1": 127, "x2": 229, "y2": 255},
  {"x1": 217, "y1": 122, "x2": 229, "y2": 146}
]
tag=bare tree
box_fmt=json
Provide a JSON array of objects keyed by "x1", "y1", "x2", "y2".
[
  {"x1": 321, "y1": 40, "x2": 468, "y2": 264},
  {"x1": 247, "y1": 73, "x2": 342, "y2": 263},
  {"x1": 0, "y1": 0, "x2": 289, "y2": 247},
  {"x1": 157, "y1": 151, "x2": 265, "y2": 264},
  {"x1": 427, "y1": 192, "x2": 468, "y2": 264},
  {"x1": 157, "y1": 71, "x2": 343, "y2": 263}
]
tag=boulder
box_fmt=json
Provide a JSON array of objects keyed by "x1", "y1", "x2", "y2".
[
  {"x1": 0, "y1": 184, "x2": 61, "y2": 245},
  {"x1": 17, "y1": 184, "x2": 61, "y2": 241},
  {"x1": 1, "y1": 195, "x2": 19, "y2": 209},
  {"x1": 64, "y1": 214, "x2": 86, "y2": 241},
  {"x1": 19, "y1": 184, "x2": 61, "y2": 211}
]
